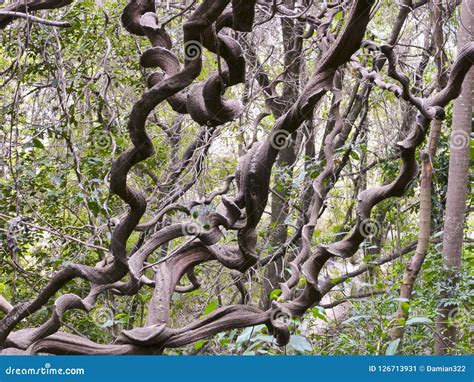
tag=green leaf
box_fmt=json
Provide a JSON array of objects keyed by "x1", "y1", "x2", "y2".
[
  {"x1": 32, "y1": 138, "x2": 45, "y2": 149},
  {"x1": 236, "y1": 325, "x2": 265, "y2": 344},
  {"x1": 374, "y1": 282, "x2": 385, "y2": 290},
  {"x1": 288, "y1": 335, "x2": 312, "y2": 353},
  {"x1": 405, "y1": 317, "x2": 433, "y2": 325},
  {"x1": 400, "y1": 302, "x2": 410, "y2": 315},
  {"x1": 194, "y1": 340, "x2": 206, "y2": 350},
  {"x1": 311, "y1": 307, "x2": 328, "y2": 322},
  {"x1": 334, "y1": 11, "x2": 344, "y2": 21},
  {"x1": 203, "y1": 300, "x2": 218, "y2": 315},
  {"x1": 114, "y1": 313, "x2": 129, "y2": 324},
  {"x1": 219, "y1": 338, "x2": 230, "y2": 346},
  {"x1": 236, "y1": 327, "x2": 254, "y2": 344},
  {"x1": 269, "y1": 288, "x2": 282, "y2": 301},
  {"x1": 396, "y1": 318, "x2": 406, "y2": 326},
  {"x1": 350, "y1": 150, "x2": 360, "y2": 160},
  {"x1": 385, "y1": 338, "x2": 400, "y2": 355}
]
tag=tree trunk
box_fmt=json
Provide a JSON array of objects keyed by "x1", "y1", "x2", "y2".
[
  {"x1": 389, "y1": 150, "x2": 433, "y2": 341},
  {"x1": 434, "y1": 0, "x2": 473, "y2": 354},
  {"x1": 259, "y1": 0, "x2": 302, "y2": 309}
]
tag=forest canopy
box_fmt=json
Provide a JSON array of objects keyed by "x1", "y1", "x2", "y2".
[{"x1": 0, "y1": 0, "x2": 472, "y2": 355}]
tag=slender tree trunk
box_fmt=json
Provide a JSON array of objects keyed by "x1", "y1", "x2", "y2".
[
  {"x1": 390, "y1": 150, "x2": 433, "y2": 341},
  {"x1": 434, "y1": 0, "x2": 473, "y2": 354},
  {"x1": 260, "y1": 0, "x2": 303, "y2": 309}
]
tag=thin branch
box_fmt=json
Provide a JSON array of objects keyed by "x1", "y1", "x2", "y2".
[{"x1": 0, "y1": 11, "x2": 71, "y2": 27}]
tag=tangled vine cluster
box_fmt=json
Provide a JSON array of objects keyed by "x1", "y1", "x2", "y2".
[{"x1": 0, "y1": 0, "x2": 472, "y2": 355}]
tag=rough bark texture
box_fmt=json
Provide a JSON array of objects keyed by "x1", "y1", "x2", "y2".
[
  {"x1": 434, "y1": 0, "x2": 473, "y2": 355},
  {"x1": 0, "y1": 0, "x2": 472, "y2": 355}
]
